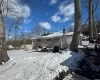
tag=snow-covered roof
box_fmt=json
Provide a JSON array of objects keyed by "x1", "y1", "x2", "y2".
[
  {"x1": 32, "y1": 32, "x2": 83, "y2": 39},
  {"x1": 44, "y1": 32, "x2": 73, "y2": 38}
]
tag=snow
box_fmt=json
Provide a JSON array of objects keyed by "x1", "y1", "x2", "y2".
[
  {"x1": 20, "y1": 44, "x2": 33, "y2": 50},
  {"x1": 82, "y1": 41, "x2": 89, "y2": 46},
  {"x1": 45, "y1": 32, "x2": 74, "y2": 38},
  {"x1": 61, "y1": 50, "x2": 85, "y2": 70},
  {"x1": 82, "y1": 41, "x2": 95, "y2": 49},
  {"x1": 63, "y1": 72, "x2": 89, "y2": 80},
  {"x1": 78, "y1": 45, "x2": 85, "y2": 48},
  {"x1": 87, "y1": 43, "x2": 95, "y2": 49},
  {"x1": 32, "y1": 32, "x2": 82, "y2": 39},
  {"x1": 32, "y1": 32, "x2": 68, "y2": 39},
  {"x1": 8, "y1": 45, "x2": 14, "y2": 49},
  {"x1": 32, "y1": 32, "x2": 84, "y2": 39},
  {"x1": 0, "y1": 49, "x2": 85, "y2": 80}
]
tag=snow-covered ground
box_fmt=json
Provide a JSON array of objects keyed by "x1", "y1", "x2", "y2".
[
  {"x1": 82, "y1": 41, "x2": 89, "y2": 46},
  {"x1": 0, "y1": 50, "x2": 85, "y2": 80}
]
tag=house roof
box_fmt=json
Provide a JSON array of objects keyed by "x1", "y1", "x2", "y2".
[{"x1": 32, "y1": 32, "x2": 83, "y2": 39}]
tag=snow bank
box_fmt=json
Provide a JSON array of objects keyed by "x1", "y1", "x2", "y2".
[
  {"x1": 63, "y1": 72, "x2": 89, "y2": 80},
  {"x1": 78, "y1": 45, "x2": 85, "y2": 48},
  {"x1": 20, "y1": 44, "x2": 33, "y2": 50},
  {"x1": 82, "y1": 41, "x2": 89, "y2": 46},
  {"x1": 87, "y1": 43, "x2": 95, "y2": 49},
  {"x1": 8, "y1": 45, "x2": 14, "y2": 49},
  {"x1": 61, "y1": 50, "x2": 85, "y2": 70},
  {"x1": 0, "y1": 50, "x2": 85, "y2": 80}
]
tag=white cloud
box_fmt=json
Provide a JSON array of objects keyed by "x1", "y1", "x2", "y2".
[
  {"x1": 59, "y1": 3, "x2": 74, "y2": 17},
  {"x1": 39, "y1": 22, "x2": 51, "y2": 30},
  {"x1": 61, "y1": 17, "x2": 69, "y2": 23},
  {"x1": 70, "y1": 22, "x2": 74, "y2": 26},
  {"x1": 18, "y1": 26, "x2": 23, "y2": 29},
  {"x1": 51, "y1": 14, "x2": 61, "y2": 22},
  {"x1": 50, "y1": 0, "x2": 58, "y2": 5},
  {"x1": 2, "y1": 0, "x2": 31, "y2": 19},
  {"x1": 24, "y1": 19, "x2": 31, "y2": 24},
  {"x1": 51, "y1": 2, "x2": 74, "y2": 23},
  {"x1": 24, "y1": 31, "x2": 31, "y2": 33}
]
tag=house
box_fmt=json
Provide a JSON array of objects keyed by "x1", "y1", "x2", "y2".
[{"x1": 32, "y1": 32, "x2": 83, "y2": 50}]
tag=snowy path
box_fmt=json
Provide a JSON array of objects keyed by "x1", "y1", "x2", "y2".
[{"x1": 0, "y1": 50, "x2": 85, "y2": 80}]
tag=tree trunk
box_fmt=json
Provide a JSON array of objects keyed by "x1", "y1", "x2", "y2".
[
  {"x1": 89, "y1": 0, "x2": 93, "y2": 42},
  {"x1": 0, "y1": 14, "x2": 9, "y2": 63},
  {"x1": 92, "y1": 7, "x2": 97, "y2": 39},
  {"x1": 15, "y1": 26, "x2": 17, "y2": 49},
  {"x1": 70, "y1": 0, "x2": 81, "y2": 52}
]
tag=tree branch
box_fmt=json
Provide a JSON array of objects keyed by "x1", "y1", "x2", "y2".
[{"x1": 80, "y1": 0, "x2": 98, "y2": 32}]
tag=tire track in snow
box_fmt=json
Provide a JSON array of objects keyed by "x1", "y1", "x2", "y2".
[
  {"x1": 31, "y1": 53, "x2": 54, "y2": 80},
  {"x1": 0, "y1": 51, "x2": 66, "y2": 80},
  {"x1": 33, "y1": 53, "x2": 61, "y2": 80},
  {"x1": 0, "y1": 62, "x2": 16, "y2": 74}
]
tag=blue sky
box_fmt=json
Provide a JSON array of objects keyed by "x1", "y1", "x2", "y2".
[
  {"x1": 5, "y1": 0, "x2": 100, "y2": 38},
  {"x1": 19, "y1": 0, "x2": 79, "y2": 32}
]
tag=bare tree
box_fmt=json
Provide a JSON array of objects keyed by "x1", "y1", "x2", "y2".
[
  {"x1": 80, "y1": 0, "x2": 98, "y2": 34},
  {"x1": 70, "y1": 0, "x2": 81, "y2": 52},
  {"x1": 88, "y1": 0, "x2": 93, "y2": 42},
  {"x1": 0, "y1": 0, "x2": 30, "y2": 63},
  {"x1": 96, "y1": 16, "x2": 100, "y2": 34},
  {"x1": 0, "y1": 0, "x2": 9, "y2": 63},
  {"x1": 43, "y1": 28, "x2": 46, "y2": 35},
  {"x1": 7, "y1": 19, "x2": 16, "y2": 40},
  {"x1": 92, "y1": 7, "x2": 97, "y2": 39},
  {"x1": 14, "y1": 17, "x2": 22, "y2": 49},
  {"x1": 20, "y1": 32, "x2": 26, "y2": 50},
  {"x1": 32, "y1": 23, "x2": 43, "y2": 36},
  {"x1": 92, "y1": 0, "x2": 98, "y2": 39}
]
